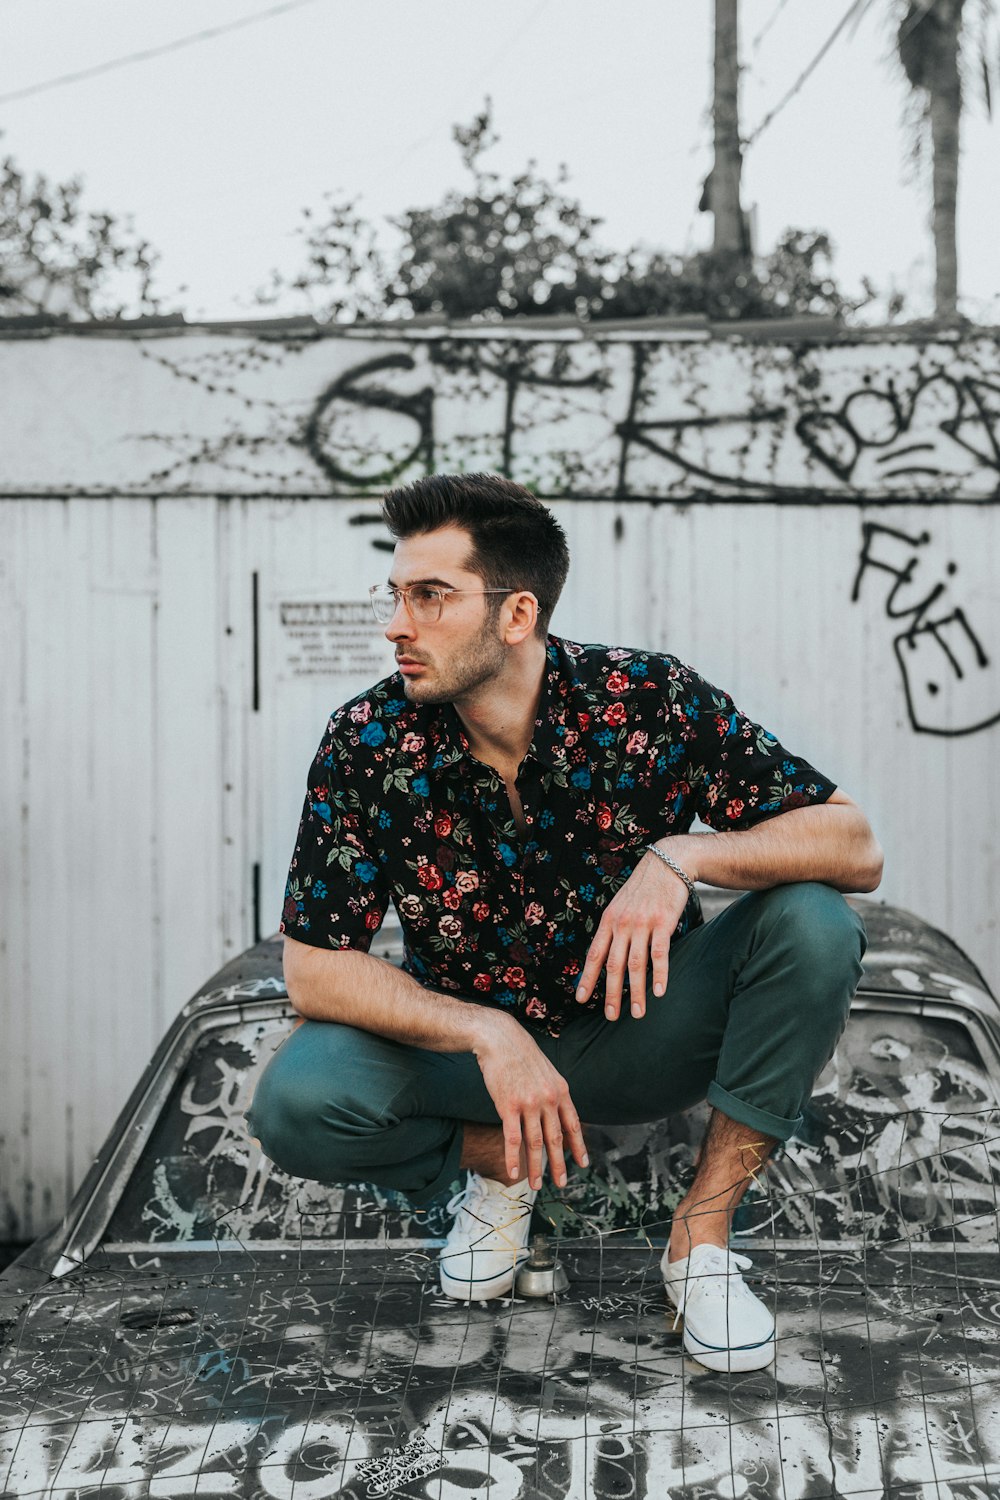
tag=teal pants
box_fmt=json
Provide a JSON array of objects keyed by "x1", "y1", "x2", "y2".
[{"x1": 247, "y1": 882, "x2": 867, "y2": 1207}]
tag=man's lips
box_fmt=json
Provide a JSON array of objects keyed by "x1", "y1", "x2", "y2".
[{"x1": 396, "y1": 657, "x2": 427, "y2": 674}]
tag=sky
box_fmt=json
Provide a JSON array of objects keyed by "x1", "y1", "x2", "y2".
[{"x1": 1, "y1": 0, "x2": 997, "y2": 323}]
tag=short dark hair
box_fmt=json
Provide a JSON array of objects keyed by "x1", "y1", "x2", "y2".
[{"x1": 381, "y1": 472, "x2": 570, "y2": 635}]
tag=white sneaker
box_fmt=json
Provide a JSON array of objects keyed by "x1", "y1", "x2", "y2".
[
  {"x1": 661, "y1": 1243, "x2": 775, "y2": 1372},
  {"x1": 439, "y1": 1171, "x2": 538, "y2": 1300}
]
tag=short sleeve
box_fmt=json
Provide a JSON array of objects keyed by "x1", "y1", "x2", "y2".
[
  {"x1": 279, "y1": 712, "x2": 389, "y2": 950},
  {"x1": 682, "y1": 669, "x2": 837, "y2": 831}
]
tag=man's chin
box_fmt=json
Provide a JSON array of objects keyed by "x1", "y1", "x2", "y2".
[{"x1": 401, "y1": 672, "x2": 445, "y2": 704}]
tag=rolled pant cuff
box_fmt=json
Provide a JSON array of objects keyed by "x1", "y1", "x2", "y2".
[
  {"x1": 400, "y1": 1123, "x2": 466, "y2": 1209},
  {"x1": 706, "y1": 1082, "x2": 802, "y2": 1143}
]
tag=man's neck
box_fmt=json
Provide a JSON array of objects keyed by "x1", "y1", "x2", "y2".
[{"x1": 454, "y1": 637, "x2": 548, "y2": 776}]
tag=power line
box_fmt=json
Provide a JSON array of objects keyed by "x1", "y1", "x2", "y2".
[
  {"x1": 0, "y1": 0, "x2": 327, "y2": 107},
  {"x1": 744, "y1": 0, "x2": 876, "y2": 149}
]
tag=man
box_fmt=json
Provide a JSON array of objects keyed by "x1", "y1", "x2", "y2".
[{"x1": 248, "y1": 473, "x2": 879, "y2": 1374}]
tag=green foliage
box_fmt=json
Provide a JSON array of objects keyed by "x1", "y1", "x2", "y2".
[
  {"x1": 266, "y1": 100, "x2": 888, "y2": 327},
  {"x1": 0, "y1": 151, "x2": 160, "y2": 319},
  {"x1": 385, "y1": 106, "x2": 612, "y2": 321}
]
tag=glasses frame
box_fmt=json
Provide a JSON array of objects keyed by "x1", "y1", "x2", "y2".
[{"x1": 369, "y1": 583, "x2": 514, "y2": 625}]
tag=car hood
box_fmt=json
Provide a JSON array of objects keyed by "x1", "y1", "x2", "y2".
[
  {"x1": 181, "y1": 894, "x2": 996, "y2": 1027},
  {"x1": 3, "y1": 1244, "x2": 999, "y2": 1498}
]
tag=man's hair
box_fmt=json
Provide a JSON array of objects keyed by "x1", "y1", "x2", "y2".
[{"x1": 381, "y1": 472, "x2": 570, "y2": 635}]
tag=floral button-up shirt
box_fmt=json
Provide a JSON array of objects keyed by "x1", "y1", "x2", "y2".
[{"x1": 281, "y1": 636, "x2": 836, "y2": 1037}]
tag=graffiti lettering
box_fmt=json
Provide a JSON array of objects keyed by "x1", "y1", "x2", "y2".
[
  {"x1": 192, "y1": 974, "x2": 287, "y2": 1009},
  {"x1": 107, "y1": 1010, "x2": 1000, "y2": 1251},
  {"x1": 798, "y1": 373, "x2": 1000, "y2": 492},
  {"x1": 851, "y1": 520, "x2": 1000, "y2": 736},
  {"x1": 7, "y1": 1408, "x2": 1000, "y2": 1499},
  {"x1": 303, "y1": 353, "x2": 434, "y2": 487},
  {"x1": 72, "y1": 331, "x2": 1000, "y2": 498},
  {"x1": 615, "y1": 338, "x2": 791, "y2": 496}
]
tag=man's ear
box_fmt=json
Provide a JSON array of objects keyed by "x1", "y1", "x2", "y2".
[{"x1": 503, "y1": 591, "x2": 539, "y2": 644}]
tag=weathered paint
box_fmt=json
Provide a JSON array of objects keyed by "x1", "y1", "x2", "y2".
[
  {"x1": 0, "y1": 323, "x2": 997, "y2": 500},
  {"x1": 3, "y1": 1249, "x2": 1000, "y2": 1499},
  {"x1": 2, "y1": 920, "x2": 1000, "y2": 1499},
  {"x1": 1, "y1": 321, "x2": 999, "y2": 1240}
]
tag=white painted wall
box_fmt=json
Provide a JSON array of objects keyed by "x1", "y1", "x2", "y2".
[{"x1": 1, "y1": 322, "x2": 998, "y2": 1238}]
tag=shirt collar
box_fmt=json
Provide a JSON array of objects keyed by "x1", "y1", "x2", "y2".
[
  {"x1": 427, "y1": 705, "x2": 468, "y2": 772},
  {"x1": 524, "y1": 639, "x2": 574, "y2": 774},
  {"x1": 426, "y1": 637, "x2": 579, "y2": 779}
]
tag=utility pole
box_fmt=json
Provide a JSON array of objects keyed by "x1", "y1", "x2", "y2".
[{"x1": 710, "y1": 0, "x2": 748, "y2": 256}]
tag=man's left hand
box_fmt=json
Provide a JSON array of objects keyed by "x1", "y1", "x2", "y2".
[{"x1": 575, "y1": 850, "x2": 691, "y2": 1019}]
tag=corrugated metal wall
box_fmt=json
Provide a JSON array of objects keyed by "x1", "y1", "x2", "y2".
[{"x1": 2, "y1": 322, "x2": 998, "y2": 1238}]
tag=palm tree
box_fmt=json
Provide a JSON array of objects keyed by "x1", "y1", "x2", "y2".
[{"x1": 895, "y1": 0, "x2": 995, "y2": 318}]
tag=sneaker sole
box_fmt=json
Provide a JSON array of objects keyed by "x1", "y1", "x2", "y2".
[
  {"x1": 440, "y1": 1256, "x2": 529, "y2": 1301},
  {"x1": 681, "y1": 1328, "x2": 775, "y2": 1372},
  {"x1": 666, "y1": 1296, "x2": 775, "y2": 1373},
  {"x1": 443, "y1": 1266, "x2": 521, "y2": 1302}
]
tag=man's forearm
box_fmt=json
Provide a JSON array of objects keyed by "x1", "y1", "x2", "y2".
[
  {"x1": 282, "y1": 938, "x2": 506, "y2": 1056},
  {"x1": 662, "y1": 802, "x2": 883, "y2": 893}
]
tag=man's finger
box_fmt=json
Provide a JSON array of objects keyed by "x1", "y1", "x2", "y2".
[
  {"x1": 560, "y1": 1102, "x2": 590, "y2": 1171},
  {"x1": 602, "y1": 929, "x2": 631, "y2": 1019},
  {"x1": 523, "y1": 1120, "x2": 546, "y2": 1192},
  {"x1": 542, "y1": 1109, "x2": 567, "y2": 1188},
  {"x1": 650, "y1": 929, "x2": 671, "y2": 999},
  {"x1": 504, "y1": 1119, "x2": 523, "y2": 1183},
  {"x1": 576, "y1": 923, "x2": 612, "y2": 1003},
  {"x1": 627, "y1": 929, "x2": 651, "y2": 1018}
]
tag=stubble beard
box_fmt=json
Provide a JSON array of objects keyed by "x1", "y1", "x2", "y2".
[{"x1": 400, "y1": 617, "x2": 508, "y2": 706}]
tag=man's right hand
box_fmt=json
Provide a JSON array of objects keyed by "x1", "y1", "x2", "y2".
[
  {"x1": 284, "y1": 940, "x2": 588, "y2": 1192},
  {"x1": 472, "y1": 1012, "x2": 589, "y2": 1191}
]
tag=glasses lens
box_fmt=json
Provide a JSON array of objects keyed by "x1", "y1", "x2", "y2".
[
  {"x1": 369, "y1": 585, "x2": 445, "y2": 624},
  {"x1": 370, "y1": 587, "x2": 395, "y2": 624},
  {"x1": 409, "y1": 586, "x2": 443, "y2": 623}
]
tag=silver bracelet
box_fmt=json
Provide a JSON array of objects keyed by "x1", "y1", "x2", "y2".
[{"x1": 643, "y1": 843, "x2": 696, "y2": 900}]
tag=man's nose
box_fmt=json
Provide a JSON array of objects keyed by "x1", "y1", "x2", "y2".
[{"x1": 385, "y1": 597, "x2": 414, "y2": 643}]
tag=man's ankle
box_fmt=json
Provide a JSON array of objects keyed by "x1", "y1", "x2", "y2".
[
  {"x1": 459, "y1": 1122, "x2": 527, "y2": 1183},
  {"x1": 667, "y1": 1208, "x2": 732, "y2": 1263}
]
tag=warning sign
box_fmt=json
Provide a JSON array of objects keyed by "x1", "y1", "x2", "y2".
[{"x1": 278, "y1": 600, "x2": 391, "y2": 682}]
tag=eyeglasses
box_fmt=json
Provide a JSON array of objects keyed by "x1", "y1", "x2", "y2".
[{"x1": 369, "y1": 583, "x2": 513, "y2": 625}]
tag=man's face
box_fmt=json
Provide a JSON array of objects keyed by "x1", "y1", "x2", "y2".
[{"x1": 382, "y1": 526, "x2": 509, "y2": 705}]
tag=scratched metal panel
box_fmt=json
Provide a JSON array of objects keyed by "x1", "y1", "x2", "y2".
[
  {"x1": 3, "y1": 927, "x2": 1000, "y2": 1497},
  {"x1": 3, "y1": 500, "x2": 153, "y2": 1235},
  {"x1": 0, "y1": 502, "x2": 29, "y2": 1241},
  {"x1": 0, "y1": 499, "x2": 235, "y2": 1241},
  {"x1": 5, "y1": 1246, "x2": 1000, "y2": 1497},
  {"x1": 152, "y1": 499, "x2": 235, "y2": 1036}
]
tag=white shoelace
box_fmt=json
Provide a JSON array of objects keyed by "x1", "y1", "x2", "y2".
[{"x1": 444, "y1": 1174, "x2": 531, "y2": 1251}]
